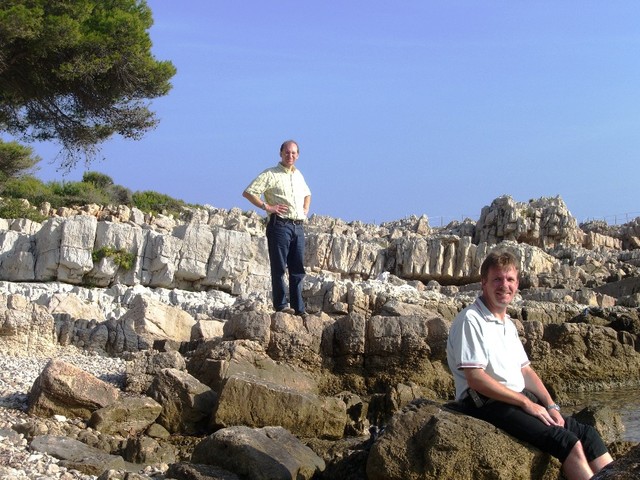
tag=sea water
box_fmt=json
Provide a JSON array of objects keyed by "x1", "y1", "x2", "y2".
[{"x1": 570, "y1": 387, "x2": 640, "y2": 442}]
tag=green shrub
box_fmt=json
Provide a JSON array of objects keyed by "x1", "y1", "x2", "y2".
[
  {"x1": 92, "y1": 246, "x2": 135, "y2": 271},
  {"x1": 132, "y1": 190, "x2": 186, "y2": 216},
  {"x1": 108, "y1": 184, "x2": 133, "y2": 205},
  {"x1": 0, "y1": 198, "x2": 47, "y2": 222},
  {"x1": 2, "y1": 175, "x2": 55, "y2": 206},
  {"x1": 82, "y1": 171, "x2": 114, "y2": 189},
  {"x1": 2, "y1": 170, "x2": 198, "y2": 215},
  {"x1": 50, "y1": 180, "x2": 111, "y2": 207}
]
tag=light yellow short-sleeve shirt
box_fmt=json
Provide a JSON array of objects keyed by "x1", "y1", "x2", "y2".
[{"x1": 244, "y1": 163, "x2": 311, "y2": 221}]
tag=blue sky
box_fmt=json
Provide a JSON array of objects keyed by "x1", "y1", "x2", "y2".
[{"x1": 28, "y1": 1, "x2": 640, "y2": 225}]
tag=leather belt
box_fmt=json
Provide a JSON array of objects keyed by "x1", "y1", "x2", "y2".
[{"x1": 273, "y1": 216, "x2": 304, "y2": 225}]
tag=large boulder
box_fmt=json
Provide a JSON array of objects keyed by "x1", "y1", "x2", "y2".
[
  {"x1": 47, "y1": 292, "x2": 105, "y2": 321},
  {"x1": 88, "y1": 396, "x2": 163, "y2": 436},
  {"x1": 28, "y1": 359, "x2": 120, "y2": 419},
  {"x1": 174, "y1": 223, "x2": 214, "y2": 283},
  {"x1": 186, "y1": 339, "x2": 319, "y2": 394},
  {"x1": 33, "y1": 217, "x2": 64, "y2": 281},
  {"x1": 323, "y1": 313, "x2": 454, "y2": 397},
  {"x1": 125, "y1": 350, "x2": 187, "y2": 394},
  {"x1": 223, "y1": 311, "x2": 271, "y2": 346},
  {"x1": 592, "y1": 443, "x2": 640, "y2": 479},
  {"x1": 142, "y1": 230, "x2": 182, "y2": 288},
  {"x1": 30, "y1": 435, "x2": 125, "y2": 476},
  {"x1": 147, "y1": 367, "x2": 216, "y2": 435},
  {"x1": 267, "y1": 311, "x2": 333, "y2": 366},
  {"x1": 213, "y1": 374, "x2": 347, "y2": 440},
  {"x1": 118, "y1": 294, "x2": 197, "y2": 350},
  {"x1": 366, "y1": 399, "x2": 562, "y2": 480},
  {"x1": 573, "y1": 405, "x2": 626, "y2": 445},
  {"x1": 191, "y1": 426, "x2": 325, "y2": 480},
  {"x1": 203, "y1": 227, "x2": 264, "y2": 295},
  {"x1": 123, "y1": 435, "x2": 177, "y2": 465}
]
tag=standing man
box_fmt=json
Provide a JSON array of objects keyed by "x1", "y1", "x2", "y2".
[
  {"x1": 446, "y1": 250, "x2": 613, "y2": 480},
  {"x1": 242, "y1": 140, "x2": 311, "y2": 315}
]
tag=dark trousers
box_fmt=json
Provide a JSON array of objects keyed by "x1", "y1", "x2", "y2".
[
  {"x1": 461, "y1": 390, "x2": 608, "y2": 463},
  {"x1": 265, "y1": 216, "x2": 306, "y2": 313}
]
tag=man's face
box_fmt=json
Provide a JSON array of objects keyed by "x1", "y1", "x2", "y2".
[
  {"x1": 481, "y1": 265, "x2": 519, "y2": 311},
  {"x1": 280, "y1": 143, "x2": 299, "y2": 168}
]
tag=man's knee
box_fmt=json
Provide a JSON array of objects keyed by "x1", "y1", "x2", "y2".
[{"x1": 568, "y1": 441, "x2": 588, "y2": 460}]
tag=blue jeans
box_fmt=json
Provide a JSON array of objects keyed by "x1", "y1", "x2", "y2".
[{"x1": 265, "y1": 216, "x2": 306, "y2": 313}]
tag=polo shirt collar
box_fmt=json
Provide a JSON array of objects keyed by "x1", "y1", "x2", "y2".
[{"x1": 474, "y1": 297, "x2": 506, "y2": 324}]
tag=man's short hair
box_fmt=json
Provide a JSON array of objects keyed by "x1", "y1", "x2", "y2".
[
  {"x1": 480, "y1": 249, "x2": 519, "y2": 280},
  {"x1": 280, "y1": 140, "x2": 299, "y2": 153}
]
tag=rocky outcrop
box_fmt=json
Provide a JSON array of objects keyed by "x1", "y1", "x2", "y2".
[
  {"x1": 1, "y1": 194, "x2": 640, "y2": 479},
  {"x1": 474, "y1": 195, "x2": 585, "y2": 248},
  {"x1": 2, "y1": 195, "x2": 638, "y2": 295},
  {"x1": 524, "y1": 320, "x2": 640, "y2": 397},
  {"x1": 0, "y1": 293, "x2": 57, "y2": 355},
  {"x1": 14, "y1": 302, "x2": 637, "y2": 478}
]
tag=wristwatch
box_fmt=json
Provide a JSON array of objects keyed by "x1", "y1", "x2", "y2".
[{"x1": 547, "y1": 403, "x2": 561, "y2": 411}]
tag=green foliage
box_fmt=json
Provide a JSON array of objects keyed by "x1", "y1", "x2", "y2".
[
  {"x1": 82, "y1": 172, "x2": 133, "y2": 205},
  {"x1": 0, "y1": 0, "x2": 176, "y2": 169},
  {"x1": 1, "y1": 169, "x2": 189, "y2": 216},
  {"x1": 2, "y1": 175, "x2": 54, "y2": 206},
  {"x1": 82, "y1": 171, "x2": 114, "y2": 189},
  {"x1": 92, "y1": 245, "x2": 135, "y2": 270},
  {"x1": 132, "y1": 190, "x2": 186, "y2": 216},
  {"x1": 49, "y1": 180, "x2": 112, "y2": 206},
  {"x1": 0, "y1": 140, "x2": 40, "y2": 191},
  {"x1": 0, "y1": 197, "x2": 46, "y2": 222},
  {"x1": 109, "y1": 184, "x2": 133, "y2": 205}
]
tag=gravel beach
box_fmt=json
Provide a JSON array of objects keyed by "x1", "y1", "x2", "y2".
[{"x1": 0, "y1": 347, "x2": 129, "y2": 480}]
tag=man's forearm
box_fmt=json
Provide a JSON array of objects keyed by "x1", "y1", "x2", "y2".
[
  {"x1": 303, "y1": 195, "x2": 311, "y2": 216},
  {"x1": 522, "y1": 366, "x2": 554, "y2": 406},
  {"x1": 242, "y1": 191, "x2": 265, "y2": 210}
]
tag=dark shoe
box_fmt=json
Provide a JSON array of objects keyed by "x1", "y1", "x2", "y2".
[
  {"x1": 295, "y1": 310, "x2": 308, "y2": 318},
  {"x1": 277, "y1": 307, "x2": 295, "y2": 314}
]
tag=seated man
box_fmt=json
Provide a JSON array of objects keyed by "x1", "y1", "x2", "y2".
[{"x1": 446, "y1": 249, "x2": 613, "y2": 480}]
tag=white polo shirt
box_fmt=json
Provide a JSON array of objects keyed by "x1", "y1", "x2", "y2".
[{"x1": 446, "y1": 297, "x2": 530, "y2": 401}]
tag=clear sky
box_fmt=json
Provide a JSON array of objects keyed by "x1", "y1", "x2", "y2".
[{"x1": 28, "y1": 1, "x2": 640, "y2": 225}]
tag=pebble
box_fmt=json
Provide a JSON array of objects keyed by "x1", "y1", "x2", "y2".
[{"x1": 0, "y1": 346, "x2": 128, "y2": 480}]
